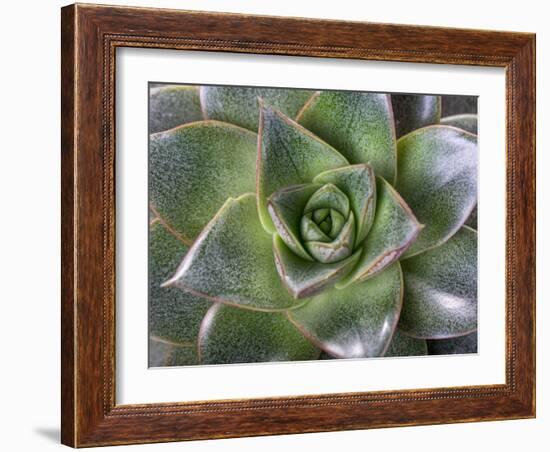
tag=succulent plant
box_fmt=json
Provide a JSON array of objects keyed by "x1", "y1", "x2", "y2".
[{"x1": 148, "y1": 85, "x2": 478, "y2": 366}]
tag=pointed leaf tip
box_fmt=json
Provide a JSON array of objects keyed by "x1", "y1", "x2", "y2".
[{"x1": 257, "y1": 105, "x2": 348, "y2": 233}]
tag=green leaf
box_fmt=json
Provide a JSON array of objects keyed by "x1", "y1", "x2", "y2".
[
  {"x1": 301, "y1": 212, "x2": 331, "y2": 242},
  {"x1": 267, "y1": 184, "x2": 320, "y2": 261},
  {"x1": 164, "y1": 193, "x2": 302, "y2": 311},
  {"x1": 297, "y1": 91, "x2": 397, "y2": 182},
  {"x1": 391, "y1": 94, "x2": 441, "y2": 138},
  {"x1": 200, "y1": 85, "x2": 314, "y2": 131},
  {"x1": 384, "y1": 329, "x2": 428, "y2": 357},
  {"x1": 305, "y1": 212, "x2": 356, "y2": 264},
  {"x1": 150, "y1": 121, "x2": 257, "y2": 241},
  {"x1": 257, "y1": 102, "x2": 349, "y2": 232},
  {"x1": 288, "y1": 262, "x2": 403, "y2": 358},
  {"x1": 427, "y1": 331, "x2": 478, "y2": 355},
  {"x1": 199, "y1": 304, "x2": 320, "y2": 364},
  {"x1": 304, "y1": 184, "x2": 350, "y2": 217},
  {"x1": 314, "y1": 164, "x2": 376, "y2": 244},
  {"x1": 398, "y1": 227, "x2": 477, "y2": 339},
  {"x1": 149, "y1": 337, "x2": 198, "y2": 367},
  {"x1": 149, "y1": 85, "x2": 203, "y2": 134},
  {"x1": 338, "y1": 177, "x2": 421, "y2": 287},
  {"x1": 440, "y1": 114, "x2": 478, "y2": 134},
  {"x1": 149, "y1": 221, "x2": 210, "y2": 344},
  {"x1": 273, "y1": 235, "x2": 361, "y2": 298},
  {"x1": 396, "y1": 126, "x2": 477, "y2": 257}
]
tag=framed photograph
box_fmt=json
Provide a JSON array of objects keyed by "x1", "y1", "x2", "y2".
[{"x1": 61, "y1": 3, "x2": 536, "y2": 447}]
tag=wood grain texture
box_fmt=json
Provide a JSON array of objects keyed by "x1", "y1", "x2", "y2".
[{"x1": 60, "y1": 3, "x2": 536, "y2": 447}]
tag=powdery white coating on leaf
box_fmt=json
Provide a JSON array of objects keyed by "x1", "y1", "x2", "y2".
[
  {"x1": 288, "y1": 262, "x2": 403, "y2": 358},
  {"x1": 149, "y1": 121, "x2": 257, "y2": 241},
  {"x1": 149, "y1": 85, "x2": 203, "y2": 134},
  {"x1": 297, "y1": 91, "x2": 397, "y2": 183},
  {"x1": 396, "y1": 125, "x2": 478, "y2": 257},
  {"x1": 200, "y1": 85, "x2": 314, "y2": 131},
  {"x1": 257, "y1": 102, "x2": 349, "y2": 232},
  {"x1": 338, "y1": 177, "x2": 421, "y2": 286},
  {"x1": 273, "y1": 235, "x2": 362, "y2": 299},
  {"x1": 199, "y1": 304, "x2": 320, "y2": 365},
  {"x1": 398, "y1": 227, "x2": 478, "y2": 339},
  {"x1": 165, "y1": 194, "x2": 300, "y2": 311},
  {"x1": 314, "y1": 164, "x2": 377, "y2": 244}
]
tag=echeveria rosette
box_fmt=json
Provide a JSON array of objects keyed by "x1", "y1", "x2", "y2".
[{"x1": 149, "y1": 84, "x2": 478, "y2": 366}]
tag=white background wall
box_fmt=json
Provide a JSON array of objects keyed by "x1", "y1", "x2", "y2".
[{"x1": 0, "y1": 1, "x2": 546, "y2": 451}]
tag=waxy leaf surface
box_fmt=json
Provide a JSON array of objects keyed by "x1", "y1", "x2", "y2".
[
  {"x1": 150, "y1": 121, "x2": 257, "y2": 241},
  {"x1": 384, "y1": 329, "x2": 428, "y2": 357},
  {"x1": 199, "y1": 304, "x2": 320, "y2": 364},
  {"x1": 314, "y1": 164, "x2": 376, "y2": 244},
  {"x1": 267, "y1": 184, "x2": 320, "y2": 261},
  {"x1": 391, "y1": 94, "x2": 441, "y2": 138},
  {"x1": 257, "y1": 103, "x2": 348, "y2": 232},
  {"x1": 149, "y1": 221, "x2": 210, "y2": 344},
  {"x1": 399, "y1": 227, "x2": 478, "y2": 338},
  {"x1": 297, "y1": 91, "x2": 397, "y2": 182},
  {"x1": 201, "y1": 85, "x2": 313, "y2": 131},
  {"x1": 396, "y1": 126, "x2": 477, "y2": 257},
  {"x1": 149, "y1": 85, "x2": 203, "y2": 134},
  {"x1": 288, "y1": 263, "x2": 403, "y2": 358},
  {"x1": 274, "y1": 235, "x2": 361, "y2": 298},
  {"x1": 164, "y1": 194, "x2": 301, "y2": 311},
  {"x1": 339, "y1": 178, "x2": 421, "y2": 286}
]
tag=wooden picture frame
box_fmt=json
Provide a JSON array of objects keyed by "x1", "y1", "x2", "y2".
[{"x1": 61, "y1": 3, "x2": 536, "y2": 447}]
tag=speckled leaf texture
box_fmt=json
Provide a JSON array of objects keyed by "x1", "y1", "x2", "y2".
[
  {"x1": 268, "y1": 183, "x2": 321, "y2": 261},
  {"x1": 273, "y1": 235, "x2": 362, "y2": 299},
  {"x1": 391, "y1": 94, "x2": 441, "y2": 138},
  {"x1": 297, "y1": 91, "x2": 397, "y2": 183},
  {"x1": 384, "y1": 329, "x2": 428, "y2": 357},
  {"x1": 398, "y1": 227, "x2": 478, "y2": 338},
  {"x1": 148, "y1": 83, "x2": 480, "y2": 366},
  {"x1": 338, "y1": 177, "x2": 422, "y2": 286},
  {"x1": 164, "y1": 194, "x2": 301, "y2": 311},
  {"x1": 200, "y1": 85, "x2": 314, "y2": 131},
  {"x1": 149, "y1": 85, "x2": 203, "y2": 134},
  {"x1": 288, "y1": 262, "x2": 403, "y2": 358},
  {"x1": 313, "y1": 164, "x2": 376, "y2": 244},
  {"x1": 257, "y1": 102, "x2": 349, "y2": 232},
  {"x1": 149, "y1": 221, "x2": 210, "y2": 343},
  {"x1": 396, "y1": 126, "x2": 478, "y2": 257},
  {"x1": 149, "y1": 121, "x2": 257, "y2": 241},
  {"x1": 149, "y1": 337, "x2": 199, "y2": 367},
  {"x1": 199, "y1": 304, "x2": 320, "y2": 364}
]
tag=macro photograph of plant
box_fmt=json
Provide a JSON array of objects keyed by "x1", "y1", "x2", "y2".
[{"x1": 148, "y1": 84, "x2": 478, "y2": 367}]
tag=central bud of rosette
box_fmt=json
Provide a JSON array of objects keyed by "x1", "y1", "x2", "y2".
[
  {"x1": 299, "y1": 184, "x2": 355, "y2": 264},
  {"x1": 266, "y1": 164, "x2": 378, "y2": 300}
]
